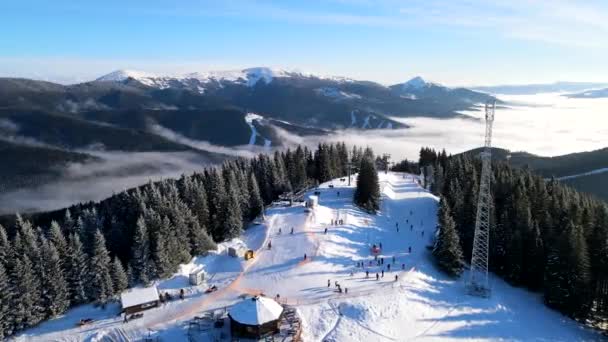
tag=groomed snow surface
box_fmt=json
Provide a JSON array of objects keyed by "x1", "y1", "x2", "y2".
[{"x1": 17, "y1": 173, "x2": 600, "y2": 341}]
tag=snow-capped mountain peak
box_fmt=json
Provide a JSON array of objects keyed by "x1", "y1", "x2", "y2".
[
  {"x1": 402, "y1": 76, "x2": 428, "y2": 89},
  {"x1": 95, "y1": 69, "x2": 158, "y2": 82}
]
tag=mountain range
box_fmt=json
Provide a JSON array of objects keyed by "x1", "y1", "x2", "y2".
[{"x1": 0, "y1": 67, "x2": 498, "y2": 194}]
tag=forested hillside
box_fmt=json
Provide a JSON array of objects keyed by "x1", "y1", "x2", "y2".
[
  {"x1": 462, "y1": 147, "x2": 608, "y2": 202},
  {"x1": 422, "y1": 148, "x2": 608, "y2": 332},
  {"x1": 0, "y1": 142, "x2": 371, "y2": 339}
]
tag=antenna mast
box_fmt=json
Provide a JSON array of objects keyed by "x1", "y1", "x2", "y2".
[{"x1": 466, "y1": 100, "x2": 495, "y2": 298}]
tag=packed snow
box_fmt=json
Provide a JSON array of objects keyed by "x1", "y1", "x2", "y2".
[
  {"x1": 17, "y1": 173, "x2": 600, "y2": 341},
  {"x1": 316, "y1": 87, "x2": 362, "y2": 100},
  {"x1": 244, "y1": 112, "x2": 271, "y2": 148},
  {"x1": 556, "y1": 167, "x2": 608, "y2": 181}
]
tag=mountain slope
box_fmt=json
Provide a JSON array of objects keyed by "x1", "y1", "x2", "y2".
[{"x1": 0, "y1": 139, "x2": 96, "y2": 192}]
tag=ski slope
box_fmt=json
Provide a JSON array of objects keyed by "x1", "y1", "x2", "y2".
[{"x1": 17, "y1": 173, "x2": 600, "y2": 341}]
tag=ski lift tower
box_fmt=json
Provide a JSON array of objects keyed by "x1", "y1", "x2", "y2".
[{"x1": 466, "y1": 100, "x2": 496, "y2": 298}]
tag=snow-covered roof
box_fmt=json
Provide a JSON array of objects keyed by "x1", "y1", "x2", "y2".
[
  {"x1": 228, "y1": 296, "x2": 284, "y2": 325},
  {"x1": 120, "y1": 287, "x2": 159, "y2": 308}
]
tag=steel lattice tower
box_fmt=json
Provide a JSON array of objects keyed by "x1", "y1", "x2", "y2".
[{"x1": 466, "y1": 100, "x2": 496, "y2": 298}]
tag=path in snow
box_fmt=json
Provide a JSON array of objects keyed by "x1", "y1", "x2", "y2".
[{"x1": 556, "y1": 167, "x2": 608, "y2": 181}]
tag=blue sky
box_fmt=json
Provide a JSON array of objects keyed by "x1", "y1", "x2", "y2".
[{"x1": 1, "y1": 0, "x2": 607, "y2": 85}]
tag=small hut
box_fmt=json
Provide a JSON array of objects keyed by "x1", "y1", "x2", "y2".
[
  {"x1": 189, "y1": 269, "x2": 205, "y2": 286},
  {"x1": 305, "y1": 195, "x2": 318, "y2": 211},
  {"x1": 120, "y1": 287, "x2": 160, "y2": 315},
  {"x1": 228, "y1": 296, "x2": 284, "y2": 338}
]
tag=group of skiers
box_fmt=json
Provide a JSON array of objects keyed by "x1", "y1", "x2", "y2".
[
  {"x1": 329, "y1": 279, "x2": 348, "y2": 294},
  {"x1": 330, "y1": 219, "x2": 344, "y2": 225}
]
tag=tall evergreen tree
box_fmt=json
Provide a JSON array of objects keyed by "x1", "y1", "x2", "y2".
[
  {"x1": 222, "y1": 175, "x2": 244, "y2": 239},
  {"x1": 9, "y1": 255, "x2": 40, "y2": 330},
  {"x1": 111, "y1": 257, "x2": 128, "y2": 295},
  {"x1": 248, "y1": 172, "x2": 264, "y2": 220},
  {"x1": 0, "y1": 262, "x2": 10, "y2": 339},
  {"x1": 130, "y1": 216, "x2": 151, "y2": 285},
  {"x1": 433, "y1": 199, "x2": 465, "y2": 277},
  {"x1": 40, "y1": 240, "x2": 69, "y2": 317},
  {"x1": 66, "y1": 233, "x2": 88, "y2": 304},
  {"x1": 87, "y1": 230, "x2": 114, "y2": 305},
  {"x1": 354, "y1": 156, "x2": 380, "y2": 212}
]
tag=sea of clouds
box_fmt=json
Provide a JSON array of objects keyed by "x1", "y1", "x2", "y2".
[{"x1": 1, "y1": 93, "x2": 606, "y2": 214}]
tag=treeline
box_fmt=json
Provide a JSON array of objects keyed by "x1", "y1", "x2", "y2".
[
  {"x1": 423, "y1": 148, "x2": 608, "y2": 328},
  {"x1": 0, "y1": 142, "x2": 363, "y2": 338}
]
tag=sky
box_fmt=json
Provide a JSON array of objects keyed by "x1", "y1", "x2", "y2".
[{"x1": 1, "y1": 0, "x2": 607, "y2": 86}]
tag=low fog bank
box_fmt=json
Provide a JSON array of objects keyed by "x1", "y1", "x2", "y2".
[
  {"x1": 312, "y1": 93, "x2": 608, "y2": 161},
  {"x1": 2, "y1": 93, "x2": 605, "y2": 215},
  {"x1": 0, "y1": 151, "x2": 219, "y2": 215}
]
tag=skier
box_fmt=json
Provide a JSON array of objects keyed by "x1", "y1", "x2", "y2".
[
  {"x1": 402, "y1": 263, "x2": 405, "y2": 270},
  {"x1": 381, "y1": 270, "x2": 384, "y2": 277},
  {"x1": 335, "y1": 281, "x2": 339, "y2": 287},
  {"x1": 392, "y1": 256, "x2": 396, "y2": 264},
  {"x1": 328, "y1": 279, "x2": 331, "y2": 287},
  {"x1": 387, "y1": 264, "x2": 391, "y2": 271},
  {"x1": 179, "y1": 288, "x2": 185, "y2": 300},
  {"x1": 396, "y1": 222, "x2": 399, "y2": 229},
  {"x1": 421, "y1": 231, "x2": 425, "y2": 237},
  {"x1": 304, "y1": 253, "x2": 307, "y2": 260},
  {"x1": 408, "y1": 246, "x2": 412, "y2": 253},
  {"x1": 381, "y1": 257, "x2": 384, "y2": 265},
  {"x1": 410, "y1": 225, "x2": 413, "y2": 231},
  {"x1": 268, "y1": 240, "x2": 272, "y2": 250},
  {"x1": 345, "y1": 288, "x2": 348, "y2": 294},
  {"x1": 376, "y1": 273, "x2": 379, "y2": 281},
  {"x1": 278, "y1": 228, "x2": 282, "y2": 234},
  {"x1": 366, "y1": 270, "x2": 369, "y2": 278},
  {"x1": 291, "y1": 227, "x2": 294, "y2": 234},
  {"x1": 325, "y1": 227, "x2": 328, "y2": 234},
  {"x1": 395, "y1": 275, "x2": 399, "y2": 281},
  {"x1": 337, "y1": 191, "x2": 340, "y2": 197},
  {"x1": 379, "y1": 242, "x2": 383, "y2": 249},
  {"x1": 123, "y1": 314, "x2": 129, "y2": 324}
]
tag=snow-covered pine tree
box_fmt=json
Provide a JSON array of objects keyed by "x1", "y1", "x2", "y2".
[
  {"x1": 87, "y1": 230, "x2": 114, "y2": 305},
  {"x1": 63, "y1": 209, "x2": 75, "y2": 234},
  {"x1": 248, "y1": 172, "x2": 264, "y2": 220},
  {"x1": 9, "y1": 255, "x2": 40, "y2": 330},
  {"x1": 207, "y1": 170, "x2": 228, "y2": 241},
  {"x1": 353, "y1": 156, "x2": 380, "y2": 212},
  {"x1": 223, "y1": 173, "x2": 244, "y2": 240},
  {"x1": 48, "y1": 221, "x2": 68, "y2": 262},
  {"x1": 151, "y1": 229, "x2": 172, "y2": 279},
  {"x1": 563, "y1": 222, "x2": 592, "y2": 319},
  {"x1": 130, "y1": 216, "x2": 151, "y2": 285},
  {"x1": 40, "y1": 240, "x2": 69, "y2": 317},
  {"x1": 0, "y1": 224, "x2": 8, "y2": 267},
  {"x1": 432, "y1": 199, "x2": 464, "y2": 277},
  {"x1": 111, "y1": 256, "x2": 128, "y2": 295},
  {"x1": 66, "y1": 233, "x2": 88, "y2": 304},
  {"x1": 0, "y1": 262, "x2": 10, "y2": 339}
]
